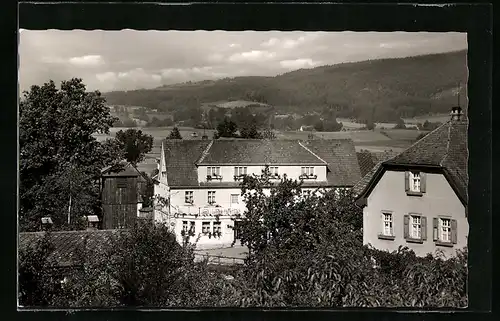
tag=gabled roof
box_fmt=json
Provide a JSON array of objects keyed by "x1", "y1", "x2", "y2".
[
  {"x1": 19, "y1": 230, "x2": 125, "y2": 268},
  {"x1": 357, "y1": 150, "x2": 400, "y2": 177},
  {"x1": 162, "y1": 140, "x2": 212, "y2": 187},
  {"x1": 355, "y1": 120, "x2": 468, "y2": 205},
  {"x1": 101, "y1": 161, "x2": 146, "y2": 180},
  {"x1": 198, "y1": 140, "x2": 326, "y2": 165},
  {"x1": 162, "y1": 139, "x2": 361, "y2": 188},
  {"x1": 299, "y1": 139, "x2": 362, "y2": 186}
]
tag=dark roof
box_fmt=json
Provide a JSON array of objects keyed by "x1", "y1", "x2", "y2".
[
  {"x1": 163, "y1": 139, "x2": 361, "y2": 188},
  {"x1": 352, "y1": 161, "x2": 384, "y2": 197},
  {"x1": 357, "y1": 150, "x2": 400, "y2": 177},
  {"x1": 101, "y1": 161, "x2": 145, "y2": 178},
  {"x1": 198, "y1": 140, "x2": 326, "y2": 165},
  {"x1": 355, "y1": 120, "x2": 468, "y2": 204},
  {"x1": 163, "y1": 140, "x2": 212, "y2": 187},
  {"x1": 19, "y1": 230, "x2": 125, "y2": 267},
  {"x1": 299, "y1": 139, "x2": 362, "y2": 186}
]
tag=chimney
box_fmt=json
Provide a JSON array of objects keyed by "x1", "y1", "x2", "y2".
[{"x1": 450, "y1": 106, "x2": 463, "y2": 121}]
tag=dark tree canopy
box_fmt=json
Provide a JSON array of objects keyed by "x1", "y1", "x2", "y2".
[
  {"x1": 216, "y1": 118, "x2": 238, "y2": 138},
  {"x1": 19, "y1": 78, "x2": 121, "y2": 231},
  {"x1": 115, "y1": 129, "x2": 154, "y2": 164},
  {"x1": 167, "y1": 127, "x2": 183, "y2": 139}
]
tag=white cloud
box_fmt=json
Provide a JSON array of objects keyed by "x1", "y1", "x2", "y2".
[
  {"x1": 228, "y1": 50, "x2": 276, "y2": 63},
  {"x1": 68, "y1": 55, "x2": 104, "y2": 67},
  {"x1": 229, "y1": 43, "x2": 241, "y2": 48},
  {"x1": 279, "y1": 58, "x2": 319, "y2": 69},
  {"x1": 95, "y1": 68, "x2": 162, "y2": 91},
  {"x1": 207, "y1": 53, "x2": 224, "y2": 62},
  {"x1": 261, "y1": 37, "x2": 280, "y2": 47}
]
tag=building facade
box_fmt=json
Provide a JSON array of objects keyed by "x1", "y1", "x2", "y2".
[
  {"x1": 154, "y1": 139, "x2": 361, "y2": 249},
  {"x1": 354, "y1": 107, "x2": 468, "y2": 258}
]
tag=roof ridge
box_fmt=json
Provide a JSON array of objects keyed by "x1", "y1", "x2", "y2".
[
  {"x1": 196, "y1": 140, "x2": 214, "y2": 164},
  {"x1": 439, "y1": 122, "x2": 453, "y2": 167},
  {"x1": 384, "y1": 120, "x2": 450, "y2": 164},
  {"x1": 298, "y1": 141, "x2": 328, "y2": 165}
]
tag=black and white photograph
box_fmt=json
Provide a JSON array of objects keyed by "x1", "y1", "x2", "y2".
[{"x1": 18, "y1": 24, "x2": 472, "y2": 308}]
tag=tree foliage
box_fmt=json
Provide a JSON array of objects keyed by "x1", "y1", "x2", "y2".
[
  {"x1": 19, "y1": 170, "x2": 467, "y2": 308},
  {"x1": 216, "y1": 118, "x2": 238, "y2": 138},
  {"x1": 103, "y1": 51, "x2": 467, "y2": 122},
  {"x1": 167, "y1": 127, "x2": 183, "y2": 139},
  {"x1": 19, "y1": 78, "x2": 121, "y2": 231},
  {"x1": 115, "y1": 129, "x2": 154, "y2": 165}
]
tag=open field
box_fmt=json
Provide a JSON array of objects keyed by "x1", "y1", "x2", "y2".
[
  {"x1": 403, "y1": 113, "x2": 450, "y2": 124},
  {"x1": 314, "y1": 130, "x2": 391, "y2": 142},
  {"x1": 94, "y1": 126, "x2": 422, "y2": 171}
]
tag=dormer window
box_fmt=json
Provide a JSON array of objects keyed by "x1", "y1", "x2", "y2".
[
  {"x1": 234, "y1": 166, "x2": 248, "y2": 180},
  {"x1": 269, "y1": 166, "x2": 279, "y2": 178},
  {"x1": 405, "y1": 171, "x2": 426, "y2": 196},
  {"x1": 300, "y1": 167, "x2": 317, "y2": 179},
  {"x1": 207, "y1": 167, "x2": 222, "y2": 181}
]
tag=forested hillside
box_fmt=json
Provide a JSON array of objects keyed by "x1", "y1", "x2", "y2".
[{"x1": 103, "y1": 50, "x2": 467, "y2": 122}]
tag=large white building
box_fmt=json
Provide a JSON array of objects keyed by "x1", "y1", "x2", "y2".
[{"x1": 153, "y1": 138, "x2": 361, "y2": 249}]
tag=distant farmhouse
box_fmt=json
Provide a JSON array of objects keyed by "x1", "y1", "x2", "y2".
[
  {"x1": 154, "y1": 139, "x2": 361, "y2": 249},
  {"x1": 353, "y1": 107, "x2": 468, "y2": 258}
]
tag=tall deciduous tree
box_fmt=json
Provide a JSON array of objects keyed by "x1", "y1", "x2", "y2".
[
  {"x1": 19, "y1": 78, "x2": 120, "y2": 231},
  {"x1": 115, "y1": 129, "x2": 154, "y2": 164}
]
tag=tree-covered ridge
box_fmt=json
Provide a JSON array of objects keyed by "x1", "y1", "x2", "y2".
[{"x1": 103, "y1": 50, "x2": 467, "y2": 122}]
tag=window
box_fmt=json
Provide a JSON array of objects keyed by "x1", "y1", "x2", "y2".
[
  {"x1": 433, "y1": 217, "x2": 456, "y2": 245},
  {"x1": 189, "y1": 221, "x2": 195, "y2": 233},
  {"x1": 208, "y1": 191, "x2": 216, "y2": 204},
  {"x1": 230, "y1": 194, "x2": 239, "y2": 204},
  {"x1": 182, "y1": 221, "x2": 188, "y2": 232},
  {"x1": 439, "y1": 218, "x2": 451, "y2": 242},
  {"x1": 301, "y1": 167, "x2": 314, "y2": 176},
  {"x1": 207, "y1": 167, "x2": 221, "y2": 176},
  {"x1": 213, "y1": 221, "x2": 221, "y2": 234},
  {"x1": 410, "y1": 172, "x2": 421, "y2": 192},
  {"x1": 234, "y1": 166, "x2": 247, "y2": 176},
  {"x1": 202, "y1": 221, "x2": 210, "y2": 234},
  {"x1": 382, "y1": 213, "x2": 393, "y2": 236},
  {"x1": 269, "y1": 166, "x2": 279, "y2": 176},
  {"x1": 185, "y1": 191, "x2": 193, "y2": 204},
  {"x1": 410, "y1": 215, "x2": 421, "y2": 239}
]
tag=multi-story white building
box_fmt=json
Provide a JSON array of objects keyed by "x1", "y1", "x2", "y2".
[{"x1": 154, "y1": 138, "x2": 361, "y2": 249}]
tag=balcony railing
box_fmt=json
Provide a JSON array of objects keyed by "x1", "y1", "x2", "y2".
[
  {"x1": 174, "y1": 205, "x2": 242, "y2": 217},
  {"x1": 206, "y1": 174, "x2": 223, "y2": 181},
  {"x1": 299, "y1": 173, "x2": 317, "y2": 180}
]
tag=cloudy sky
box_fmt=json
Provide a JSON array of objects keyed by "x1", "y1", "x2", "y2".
[{"x1": 19, "y1": 30, "x2": 467, "y2": 93}]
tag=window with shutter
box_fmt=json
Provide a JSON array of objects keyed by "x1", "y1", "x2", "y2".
[
  {"x1": 433, "y1": 218, "x2": 439, "y2": 241},
  {"x1": 420, "y1": 172, "x2": 427, "y2": 193},
  {"x1": 404, "y1": 171, "x2": 410, "y2": 192},
  {"x1": 403, "y1": 215, "x2": 410, "y2": 239},
  {"x1": 451, "y1": 219, "x2": 458, "y2": 244}
]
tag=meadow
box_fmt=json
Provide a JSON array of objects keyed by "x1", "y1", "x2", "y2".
[{"x1": 94, "y1": 125, "x2": 420, "y2": 173}]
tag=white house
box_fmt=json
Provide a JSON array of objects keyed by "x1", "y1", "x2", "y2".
[
  {"x1": 154, "y1": 138, "x2": 361, "y2": 249},
  {"x1": 353, "y1": 107, "x2": 468, "y2": 258}
]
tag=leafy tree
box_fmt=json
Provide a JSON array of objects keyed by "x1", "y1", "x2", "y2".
[
  {"x1": 115, "y1": 129, "x2": 154, "y2": 165},
  {"x1": 365, "y1": 119, "x2": 375, "y2": 130},
  {"x1": 167, "y1": 127, "x2": 183, "y2": 139},
  {"x1": 19, "y1": 78, "x2": 120, "y2": 231},
  {"x1": 18, "y1": 232, "x2": 56, "y2": 307},
  {"x1": 216, "y1": 118, "x2": 238, "y2": 138},
  {"x1": 394, "y1": 118, "x2": 407, "y2": 129},
  {"x1": 261, "y1": 128, "x2": 277, "y2": 140},
  {"x1": 240, "y1": 121, "x2": 262, "y2": 139}
]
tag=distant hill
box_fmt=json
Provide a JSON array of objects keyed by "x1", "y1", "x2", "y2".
[{"x1": 103, "y1": 50, "x2": 468, "y2": 122}]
